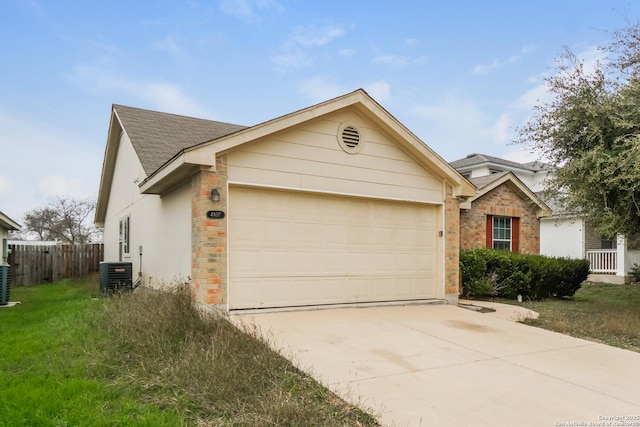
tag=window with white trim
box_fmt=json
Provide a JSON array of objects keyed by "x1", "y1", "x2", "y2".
[
  {"x1": 119, "y1": 216, "x2": 130, "y2": 259},
  {"x1": 492, "y1": 216, "x2": 511, "y2": 250}
]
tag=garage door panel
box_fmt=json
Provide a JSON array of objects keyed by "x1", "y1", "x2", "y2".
[{"x1": 229, "y1": 187, "x2": 439, "y2": 309}]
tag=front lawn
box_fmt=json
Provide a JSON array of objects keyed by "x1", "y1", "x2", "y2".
[
  {"x1": 518, "y1": 282, "x2": 640, "y2": 352},
  {"x1": 0, "y1": 278, "x2": 378, "y2": 426}
]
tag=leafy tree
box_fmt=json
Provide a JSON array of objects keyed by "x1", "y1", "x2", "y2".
[
  {"x1": 518, "y1": 21, "x2": 640, "y2": 238},
  {"x1": 13, "y1": 198, "x2": 102, "y2": 243}
]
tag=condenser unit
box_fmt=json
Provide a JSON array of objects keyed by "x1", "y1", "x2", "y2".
[
  {"x1": 0, "y1": 264, "x2": 10, "y2": 305},
  {"x1": 99, "y1": 262, "x2": 133, "y2": 295}
]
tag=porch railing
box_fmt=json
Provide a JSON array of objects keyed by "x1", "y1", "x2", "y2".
[{"x1": 586, "y1": 249, "x2": 617, "y2": 274}]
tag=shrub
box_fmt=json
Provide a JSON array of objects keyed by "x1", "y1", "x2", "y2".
[
  {"x1": 460, "y1": 249, "x2": 590, "y2": 300},
  {"x1": 629, "y1": 263, "x2": 640, "y2": 283}
]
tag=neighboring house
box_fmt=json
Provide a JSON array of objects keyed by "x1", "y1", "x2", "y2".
[
  {"x1": 95, "y1": 89, "x2": 475, "y2": 311},
  {"x1": 458, "y1": 172, "x2": 551, "y2": 254},
  {"x1": 540, "y1": 197, "x2": 640, "y2": 283},
  {"x1": 1, "y1": 211, "x2": 21, "y2": 263},
  {"x1": 451, "y1": 153, "x2": 638, "y2": 282},
  {"x1": 450, "y1": 153, "x2": 552, "y2": 193}
]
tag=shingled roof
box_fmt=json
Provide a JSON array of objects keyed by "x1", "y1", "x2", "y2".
[
  {"x1": 113, "y1": 105, "x2": 247, "y2": 176},
  {"x1": 467, "y1": 171, "x2": 510, "y2": 189},
  {"x1": 450, "y1": 153, "x2": 549, "y2": 172}
]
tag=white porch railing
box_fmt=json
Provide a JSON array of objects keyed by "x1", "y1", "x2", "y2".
[{"x1": 586, "y1": 249, "x2": 617, "y2": 274}]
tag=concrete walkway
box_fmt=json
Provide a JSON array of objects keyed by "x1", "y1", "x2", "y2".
[{"x1": 234, "y1": 302, "x2": 640, "y2": 427}]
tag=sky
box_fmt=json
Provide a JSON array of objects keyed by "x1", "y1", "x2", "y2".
[{"x1": 1, "y1": 0, "x2": 639, "y2": 222}]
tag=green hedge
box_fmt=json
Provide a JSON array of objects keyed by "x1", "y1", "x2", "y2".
[{"x1": 459, "y1": 248, "x2": 590, "y2": 300}]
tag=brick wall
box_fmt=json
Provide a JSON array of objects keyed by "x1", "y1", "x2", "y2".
[
  {"x1": 444, "y1": 186, "x2": 461, "y2": 301},
  {"x1": 460, "y1": 182, "x2": 541, "y2": 254},
  {"x1": 191, "y1": 156, "x2": 228, "y2": 305}
]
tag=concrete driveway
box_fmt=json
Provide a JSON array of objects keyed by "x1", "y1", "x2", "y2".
[{"x1": 234, "y1": 302, "x2": 640, "y2": 427}]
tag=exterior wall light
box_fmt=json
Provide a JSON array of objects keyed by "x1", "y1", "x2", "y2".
[{"x1": 210, "y1": 188, "x2": 221, "y2": 202}]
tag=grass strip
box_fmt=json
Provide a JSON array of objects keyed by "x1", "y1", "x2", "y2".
[{"x1": 0, "y1": 279, "x2": 378, "y2": 426}]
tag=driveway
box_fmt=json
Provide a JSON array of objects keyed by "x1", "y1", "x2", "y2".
[{"x1": 234, "y1": 302, "x2": 640, "y2": 427}]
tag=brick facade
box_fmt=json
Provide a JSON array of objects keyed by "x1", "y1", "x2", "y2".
[
  {"x1": 191, "y1": 156, "x2": 228, "y2": 305},
  {"x1": 460, "y1": 182, "x2": 540, "y2": 254},
  {"x1": 444, "y1": 187, "x2": 461, "y2": 301},
  {"x1": 189, "y1": 158, "x2": 466, "y2": 306}
]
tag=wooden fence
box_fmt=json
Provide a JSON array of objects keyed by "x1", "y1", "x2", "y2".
[{"x1": 8, "y1": 243, "x2": 104, "y2": 286}]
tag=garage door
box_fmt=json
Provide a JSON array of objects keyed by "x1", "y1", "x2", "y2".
[{"x1": 228, "y1": 187, "x2": 439, "y2": 310}]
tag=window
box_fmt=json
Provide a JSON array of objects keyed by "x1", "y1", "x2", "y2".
[
  {"x1": 492, "y1": 217, "x2": 511, "y2": 250},
  {"x1": 119, "y1": 216, "x2": 130, "y2": 259},
  {"x1": 486, "y1": 215, "x2": 520, "y2": 252}
]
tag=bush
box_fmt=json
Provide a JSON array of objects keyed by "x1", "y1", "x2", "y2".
[
  {"x1": 460, "y1": 249, "x2": 590, "y2": 300},
  {"x1": 629, "y1": 263, "x2": 640, "y2": 283}
]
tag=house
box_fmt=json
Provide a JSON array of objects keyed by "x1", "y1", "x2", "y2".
[
  {"x1": 95, "y1": 89, "x2": 475, "y2": 310},
  {"x1": 451, "y1": 153, "x2": 639, "y2": 282},
  {"x1": 1, "y1": 211, "x2": 21, "y2": 264},
  {"x1": 458, "y1": 172, "x2": 551, "y2": 254}
]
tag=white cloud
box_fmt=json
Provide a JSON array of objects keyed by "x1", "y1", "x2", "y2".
[
  {"x1": 501, "y1": 148, "x2": 540, "y2": 164},
  {"x1": 292, "y1": 24, "x2": 345, "y2": 47},
  {"x1": 271, "y1": 52, "x2": 312, "y2": 69},
  {"x1": 0, "y1": 109, "x2": 103, "y2": 218},
  {"x1": 68, "y1": 63, "x2": 212, "y2": 117},
  {"x1": 364, "y1": 81, "x2": 391, "y2": 103},
  {"x1": 219, "y1": 0, "x2": 283, "y2": 22},
  {"x1": 37, "y1": 175, "x2": 90, "y2": 199},
  {"x1": 338, "y1": 48, "x2": 355, "y2": 57},
  {"x1": 141, "y1": 83, "x2": 210, "y2": 116},
  {"x1": 491, "y1": 113, "x2": 511, "y2": 144},
  {"x1": 297, "y1": 77, "x2": 348, "y2": 103},
  {"x1": 407, "y1": 97, "x2": 492, "y2": 157},
  {"x1": 472, "y1": 45, "x2": 535, "y2": 75},
  {"x1": 374, "y1": 55, "x2": 410, "y2": 68},
  {"x1": 404, "y1": 38, "x2": 419, "y2": 48},
  {"x1": 153, "y1": 35, "x2": 185, "y2": 56},
  {"x1": 0, "y1": 175, "x2": 13, "y2": 199},
  {"x1": 272, "y1": 23, "x2": 348, "y2": 70}
]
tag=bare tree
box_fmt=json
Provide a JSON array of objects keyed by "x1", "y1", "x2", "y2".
[{"x1": 16, "y1": 198, "x2": 102, "y2": 243}]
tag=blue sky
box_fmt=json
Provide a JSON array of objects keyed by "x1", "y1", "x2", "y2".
[{"x1": 1, "y1": 0, "x2": 639, "y2": 221}]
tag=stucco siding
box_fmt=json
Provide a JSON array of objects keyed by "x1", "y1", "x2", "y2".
[
  {"x1": 540, "y1": 217, "x2": 584, "y2": 259},
  {"x1": 103, "y1": 132, "x2": 191, "y2": 287},
  {"x1": 227, "y1": 111, "x2": 444, "y2": 203}
]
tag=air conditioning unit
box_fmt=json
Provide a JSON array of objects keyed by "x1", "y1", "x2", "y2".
[
  {"x1": 99, "y1": 262, "x2": 133, "y2": 295},
  {"x1": 0, "y1": 264, "x2": 10, "y2": 305}
]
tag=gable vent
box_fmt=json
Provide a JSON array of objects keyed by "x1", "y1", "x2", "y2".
[
  {"x1": 342, "y1": 126, "x2": 360, "y2": 148},
  {"x1": 337, "y1": 122, "x2": 365, "y2": 154}
]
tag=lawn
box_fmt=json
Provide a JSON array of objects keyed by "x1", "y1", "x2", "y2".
[
  {"x1": 518, "y1": 282, "x2": 640, "y2": 352},
  {"x1": 0, "y1": 278, "x2": 378, "y2": 426}
]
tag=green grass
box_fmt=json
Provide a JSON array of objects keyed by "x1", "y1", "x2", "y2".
[
  {"x1": 0, "y1": 279, "x2": 378, "y2": 426},
  {"x1": 517, "y1": 282, "x2": 640, "y2": 352}
]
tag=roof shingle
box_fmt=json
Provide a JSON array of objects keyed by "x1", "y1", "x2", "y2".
[
  {"x1": 114, "y1": 105, "x2": 247, "y2": 176},
  {"x1": 450, "y1": 153, "x2": 550, "y2": 172}
]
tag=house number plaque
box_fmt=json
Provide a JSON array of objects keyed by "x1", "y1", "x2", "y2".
[{"x1": 206, "y1": 210, "x2": 225, "y2": 219}]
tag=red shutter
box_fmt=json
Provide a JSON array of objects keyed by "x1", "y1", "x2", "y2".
[
  {"x1": 486, "y1": 215, "x2": 493, "y2": 249},
  {"x1": 512, "y1": 217, "x2": 520, "y2": 253}
]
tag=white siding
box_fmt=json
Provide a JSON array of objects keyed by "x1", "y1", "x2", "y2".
[
  {"x1": 103, "y1": 132, "x2": 191, "y2": 288},
  {"x1": 540, "y1": 217, "x2": 584, "y2": 259},
  {"x1": 227, "y1": 111, "x2": 444, "y2": 203}
]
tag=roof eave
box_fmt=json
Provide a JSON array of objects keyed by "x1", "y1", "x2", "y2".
[
  {"x1": 464, "y1": 172, "x2": 552, "y2": 217},
  {"x1": 0, "y1": 212, "x2": 21, "y2": 231},
  {"x1": 95, "y1": 106, "x2": 122, "y2": 227},
  {"x1": 139, "y1": 150, "x2": 215, "y2": 195},
  {"x1": 180, "y1": 89, "x2": 475, "y2": 199}
]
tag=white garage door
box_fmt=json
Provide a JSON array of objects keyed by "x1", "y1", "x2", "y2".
[{"x1": 228, "y1": 187, "x2": 439, "y2": 310}]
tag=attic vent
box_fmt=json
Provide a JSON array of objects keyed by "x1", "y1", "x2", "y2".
[{"x1": 337, "y1": 122, "x2": 364, "y2": 154}]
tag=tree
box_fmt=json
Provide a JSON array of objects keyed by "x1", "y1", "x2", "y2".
[
  {"x1": 15, "y1": 198, "x2": 102, "y2": 243},
  {"x1": 518, "y1": 21, "x2": 640, "y2": 239}
]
